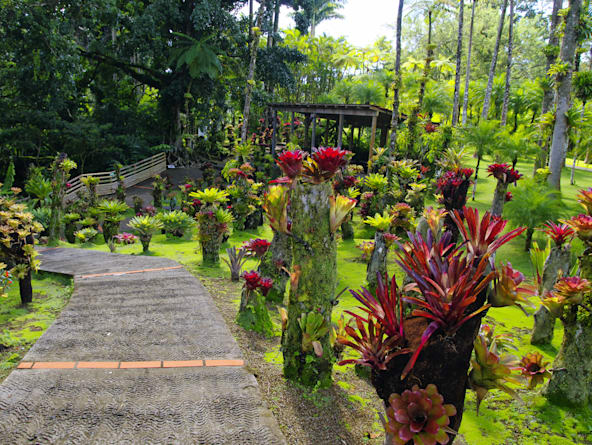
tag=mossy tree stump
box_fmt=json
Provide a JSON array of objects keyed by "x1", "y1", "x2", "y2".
[
  {"x1": 282, "y1": 182, "x2": 337, "y2": 388},
  {"x1": 366, "y1": 230, "x2": 388, "y2": 291}
]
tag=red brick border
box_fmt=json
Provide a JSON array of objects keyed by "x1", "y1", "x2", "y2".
[{"x1": 16, "y1": 359, "x2": 243, "y2": 370}]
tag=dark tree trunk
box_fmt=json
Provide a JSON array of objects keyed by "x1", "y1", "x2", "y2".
[
  {"x1": 525, "y1": 227, "x2": 534, "y2": 251},
  {"x1": 366, "y1": 231, "x2": 388, "y2": 292},
  {"x1": 389, "y1": 0, "x2": 405, "y2": 156},
  {"x1": 451, "y1": 0, "x2": 465, "y2": 126},
  {"x1": 19, "y1": 270, "x2": 33, "y2": 305},
  {"x1": 481, "y1": 0, "x2": 507, "y2": 120},
  {"x1": 462, "y1": 0, "x2": 477, "y2": 126},
  {"x1": 500, "y1": 0, "x2": 515, "y2": 127},
  {"x1": 490, "y1": 180, "x2": 508, "y2": 217}
]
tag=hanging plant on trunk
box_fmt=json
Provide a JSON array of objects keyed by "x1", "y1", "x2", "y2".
[
  {"x1": 236, "y1": 270, "x2": 274, "y2": 337},
  {"x1": 96, "y1": 199, "x2": 130, "y2": 244},
  {"x1": 81, "y1": 175, "x2": 100, "y2": 208},
  {"x1": 0, "y1": 193, "x2": 43, "y2": 304},
  {"x1": 364, "y1": 212, "x2": 395, "y2": 292},
  {"x1": 436, "y1": 167, "x2": 473, "y2": 240},
  {"x1": 338, "y1": 207, "x2": 529, "y2": 442},
  {"x1": 152, "y1": 174, "x2": 166, "y2": 208},
  {"x1": 487, "y1": 163, "x2": 523, "y2": 217},
  {"x1": 531, "y1": 221, "x2": 574, "y2": 345},
  {"x1": 273, "y1": 147, "x2": 356, "y2": 388},
  {"x1": 190, "y1": 188, "x2": 231, "y2": 265}
]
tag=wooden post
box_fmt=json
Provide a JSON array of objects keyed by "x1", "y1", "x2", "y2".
[
  {"x1": 369, "y1": 114, "x2": 378, "y2": 164},
  {"x1": 271, "y1": 109, "x2": 278, "y2": 158},
  {"x1": 379, "y1": 126, "x2": 388, "y2": 147},
  {"x1": 311, "y1": 113, "x2": 317, "y2": 150},
  {"x1": 337, "y1": 114, "x2": 344, "y2": 148},
  {"x1": 324, "y1": 118, "x2": 330, "y2": 146},
  {"x1": 348, "y1": 124, "x2": 354, "y2": 149},
  {"x1": 304, "y1": 114, "x2": 310, "y2": 149},
  {"x1": 290, "y1": 112, "x2": 295, "y2": 138}
]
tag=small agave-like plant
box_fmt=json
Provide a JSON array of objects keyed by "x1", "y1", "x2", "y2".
[
  {"x1": 539, "y1": 221, "x2": 575, "y2": 247},
  {"x1": 383, "y1": 384, "x2": 457, "y2": 445},
  {"x1": 364, "y1": 173, "x2": 389, "y2": 193},
  {"x1": 223, "y1": 246, "x2": 249, "y2": 281},
  {"x1": 298, "y1": 311, "x2": 329, "y2": 357},
  {"x1": 468, "y1": 335, "x2": 521, "y2": 413},
  {"x1": 490, "y1": 262, "x2": 535, "y2": 313},
  {"x1": 517, "y1": 352, "x2": 551, "y2": 389},
  {"x1": 189, "y1": 187, "x2": 229, "y2": 204},
  {"x1": 329, "y1": 195, "x2": 357, "y2": 232},
  {"x1": 262, "y1": 185, "x2": 290, "y2": 234}
]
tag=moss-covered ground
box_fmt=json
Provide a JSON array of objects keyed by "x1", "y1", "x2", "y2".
[
  {"x1": 0, "y1": 272, "x2": 73, "y2": 382},
  {"x1": 41, "y1": 160, "x2": 592, "y2": 444}
]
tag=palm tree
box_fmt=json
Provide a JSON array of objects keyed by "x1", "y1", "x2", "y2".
[
  {"x1": 500, "y1": 0, "x2": 515, "y2": 127},
  {"x1": 332, "y1": 79, "x2": 356, "y2": 103},
  {"x1": 353, "y1": 82, "x2": 385, "y2": 106},
  {"x1": 481, "y1": 0, "x2": 508, "y2": 120},
  {"x1": 548, "y1": 0, "x2": 583, "y2": 190},
  {"x1": 293, "y1": 0, "x2": 345, "y2": 37},
  {"x1": 534, "y1": 0, "x2": 564, "y2": 172},
  {"x1": 461, "y1": 0, "x2": 477, "y2": 126},
  {"x1": 460, "y1": 120, "x2": 499, "y2": 199},
  {"x1": 422, "y1": 84, "x2": 452, "y2": 118},
  {"x1": 389, "y1": 0, "x2": 405, "y2": 157},
  {"x1": 504, "y1": 180, "x2": 564, "y2": 250},
  {"x1": 452, "y1": 0, "x2": 465, "y2": 126}
]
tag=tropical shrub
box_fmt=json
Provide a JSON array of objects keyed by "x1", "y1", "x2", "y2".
[
  {"x1": 0, "y1": 195, "x2": 42, "y2": 304},
  {"x1": 128, "y1": 215, "x2": 163, "y2": 253},
  {"x1": 96, "y1": 199, "x2": 130, "y2": 243},
  {"x1": 236, "y1": 270, "x2": 274, "y2": 337},
  {"x1": 222, "y1": 246, "x2": 249, "y2": 281},
  {"x1": 190, "y1": 187, "x2": 231, "y2": 265},
  {"x1": 74, "y1": 227, "x2": 99, "y2": 244},
  {"x1": 80, "y1": 175, "x2": 100, "y2": 207},
  {"x1": 49, "y1": 154, "x2": 77, "y2": 242},
  {"x1": 31, "y1": 207, "x2": 51, "y2": 235},
  {"x1": 158, "y1": 210, "x2": 195, "y2": 238},
  {"x1": 63, "y1": 213, "x2": 80, "y2": 243},
  {"x1": 25, "y1": 167, "x2": 52, "y2": 207}
]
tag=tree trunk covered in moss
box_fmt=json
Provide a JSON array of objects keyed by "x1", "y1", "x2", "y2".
[
  {"x1": 490, "y1": 180, "x2": 508, "y2": 217},
  {"x1": 102, "y1": 220, "x2": 119, "y2": 244},
  {"x1": 531, "y1": 246, "x2": 571, "y2": 345},
  {"x1": 283, "y1": 182, "x2": 337, "y2": 388},
  {"x1": 65, "y1": 223, "x2": 77, "y2": 244},
  {"x1": 49, "y1": 167, "x2": 67, "y2": 243},
  {"x1": 237, "y1": 288, "x2": 274, "y2": 337},
  {"x1": 201, "y1": 237, "x2": 220, "y2": 264},
  {"x1": 19, "y1": 269, "x2": 33, "y2": 305},
  {"x1": 544, "y1": 250, "x2": 592, "y2": 406},
  {"x1": 259, "y1": 230, "x2": 292, "y2": 303},
  {"x1": 367, "y1": 231, "x2": 388, "y2": 291}
]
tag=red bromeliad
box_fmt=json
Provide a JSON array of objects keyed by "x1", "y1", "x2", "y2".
[
  {"x1": 276, "y1": 149, "x2": 304, "y2": 179},
  {"x1": 311, "y1": 146, "x2": 348, "y2": 176},
  {"x1": 540, "y1": 221, "x2": 575, "y2": 247},
  {"x1": 436, "y1": 167, "x2": 473, "y2": 211},
  {"x1": 244, "y1": 238, "x2": 271, "y2": 258},
  {"x1": 505, "y1": 191, "x2": 513, "y2": 202},
  {"x1": 259, "y1": 277, "x2": 274, "y2": 296},
  {"x1": 337, "y1": 316, "x2": 410, "y2": 370},
  {"x1": 487, "y1": 164, "x2": 522, "y2": 184},
  {"x1": 563, "y1": 214, "x2": 592, "y2": 242},
  {"x1": 451, "y1": 207, "x2": 526, "y2": 261},
  {"x1": 242, "y1": 270, "x2": 261, "y2": 290}
]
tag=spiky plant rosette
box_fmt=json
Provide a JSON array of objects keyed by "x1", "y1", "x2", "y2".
[
  {"x1": 517, "y1": 352, "x2": 551, "y2": 389},
  {"x1": 486, "y1": 163, "x2": 522, "y2": 185},
  {"x1": 356, "y1": 241, "x2": 375, "y2": 262},
  {"x1": 563, "y1": 214, "x2": 592, "y2": 243},
  {"x1": 542, "y1": 276, "x2": 591, "y2": 317},
  {"x1": 539, "y1": 221, "x2": 575, "y2": 247},
  {"x1": 384, "y1": 384, "x2": 457, "y2": 445},
  {"x1": 244, "y1": 238, "x2": 271, "y2": 258},
  {"x1": 262, "y1": 185, "x2": 290, "y2": 233},
  {"x1": 259, "y1": 277, "x2": 273, "y2": 296},
  {"x1": 577, "y1": 187, "x2": 592, "y2": 215},
  {"x1": 276, "y1": 149, "x2": 304, "y2": 179},
  {"x1": 242, "y1": 270, "x2": 262, "y2": 291},
  {"x1": 301, "y1": 146, "x2": 350, "y2": 183},
  {"x1": 330, "y1": 195, "x2": 357, "y2": 232},
  {"x1": 113, "y1": 232, "x2": 138, "y2": 245}
]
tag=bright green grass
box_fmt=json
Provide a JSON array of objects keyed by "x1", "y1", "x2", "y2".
[
  {"x1": 56, "y1": 160, "x2": 592, "y2": 444},
  {"x1": 0, "y1": 272, "x2": 73, "y2": 381}
]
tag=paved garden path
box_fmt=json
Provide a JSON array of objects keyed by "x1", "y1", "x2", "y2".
[{"x1": 0, "y1": 248, "x2": 286, "y2": 444}]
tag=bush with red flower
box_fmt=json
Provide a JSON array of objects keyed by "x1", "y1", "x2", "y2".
[{"x1": 237, "y1": 270, "x2": 274, "y2": 337}]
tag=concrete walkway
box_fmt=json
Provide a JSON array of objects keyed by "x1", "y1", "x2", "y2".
[{"x1": 0, "y1": 248, "x2": 286, "y2": 444}]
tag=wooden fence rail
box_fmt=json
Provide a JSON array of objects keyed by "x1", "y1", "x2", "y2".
[{"x1": 65, "y1": 152, "x2": 166, "y2": 202}]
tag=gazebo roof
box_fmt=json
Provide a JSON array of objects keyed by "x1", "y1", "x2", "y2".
[{"x1": 269, "y1": 102, "x2": 394, "y2": 128}]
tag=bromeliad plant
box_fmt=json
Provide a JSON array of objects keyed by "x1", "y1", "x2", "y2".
[
  {"x1": 237, "y1": 270, "x2": 274, "y2": 337},
  {"x1": 0, "y1": 195, "x2": 43, "y2": 304},
  {"x1": 190, "y1": 188, "x2": 231, "y2": 265},
  {"x1": 152, "y1": 174, "x2": 166, "y2": 208},
  {"x1": 487, "y1": 163, "x2": 523, "y2": 217},
  {"x1": 128, "y1": 215, "x2": 163, "y2": 253},
  {"x1": 158, "y1": 210, "x2": 195, "y2": 238},
  {"x1": 436, "y1": 167, "x2": 473, "y2": 238},
  {"x1": 113, "y1": 232, "x2": 138, "y2": 245},
  {"x1": 74, "y1": 227, "x2": 99, "y2": 244},
  {"x1": 80, "y1": 175, "x2": 100, "y2": 207},
  {"x1": 223, "y1": 246, "x2": 249, "y2": 282},
  {"x1": 96, "y1": 199, "x2": 130, "y2": 243},
  {"x1": 338, "y1": 206, "x2": 528, "y2": 441},
  {"x1": 63, "y1": 213, "x2": 80, "y2": 244}
]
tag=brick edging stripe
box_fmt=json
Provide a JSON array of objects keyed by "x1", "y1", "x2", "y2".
[
  {"x1": 79, "y1": 266, "x2": 183, "y2": 279},
  {"x1": 17, "y1": 359, "x2": 244, "y2": 370}
]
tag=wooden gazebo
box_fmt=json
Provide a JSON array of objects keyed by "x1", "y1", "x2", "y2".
[{"x1": 268, "y1": 103, "x2": 394, "y2": 161}]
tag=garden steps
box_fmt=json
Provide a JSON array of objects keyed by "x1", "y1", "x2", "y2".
[{"x1": 0, "y1": 247, "x2": 286, "y2": 444}]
